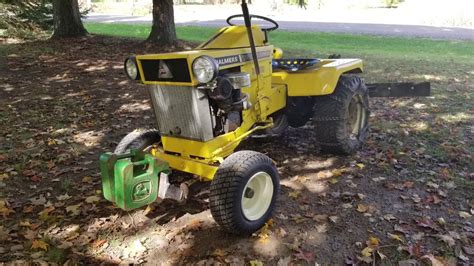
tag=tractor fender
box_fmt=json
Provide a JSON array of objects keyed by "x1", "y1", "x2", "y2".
[{"x1": 271, "y1": 59, "x2": 363, "y2": 97}]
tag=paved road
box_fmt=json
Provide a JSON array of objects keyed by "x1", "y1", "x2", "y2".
[{"x1": 86, "y1": 14, "x2": 474, "y2": 40}]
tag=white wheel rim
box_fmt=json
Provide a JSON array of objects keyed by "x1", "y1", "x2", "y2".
[
  {"x1": 347, "y1": 95, "x2": 366, "y2": 140},
  {"x1": 241, "y1": 171, "x2": 274, "y2": 221}
]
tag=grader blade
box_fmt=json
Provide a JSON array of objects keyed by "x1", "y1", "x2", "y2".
[{"x1": 367, "y1": 82, "x2": 431, "y2": 97}]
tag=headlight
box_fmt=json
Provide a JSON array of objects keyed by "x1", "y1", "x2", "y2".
[
  {"x1": 192, "y1": 56, "x2": 219, "y2": 84},
  {"x1": 124, "y1": 56, "x2": 140, "y2": 80}
]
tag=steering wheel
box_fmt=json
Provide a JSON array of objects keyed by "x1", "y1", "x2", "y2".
[{"x1": 226, "y1": 14, "x2": 279, "y2": 32}]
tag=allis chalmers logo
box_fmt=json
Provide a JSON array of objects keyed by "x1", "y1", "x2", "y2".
[
  {"x1": 216, "y1": 55, "x2": 240, "y2": 66},
  {"x1": 158, "y1": 60, "x2": 173, "y2": 79}
]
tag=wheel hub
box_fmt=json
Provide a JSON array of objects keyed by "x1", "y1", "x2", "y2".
[
  {"x1": 347, "y1": 95, "x2": 365, "y2": 140},
  {"x1": 241, "y1": 171, "x2": 274, "y2": 221}
]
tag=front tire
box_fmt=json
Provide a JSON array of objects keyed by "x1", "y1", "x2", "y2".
[
  {"x1": 209, "y1": 151, "x2": 280, "y2": 235},
  {"x1": 114, "y1": 129, "x2": 161, "y2": 154},
  {"x1": 313, "y1": 75, "x2": 370, "y2": 155}
]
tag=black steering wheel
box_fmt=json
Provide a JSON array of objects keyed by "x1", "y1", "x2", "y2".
[{"x1": 226, "y1": 14, "x2": 279, "y2": 32}]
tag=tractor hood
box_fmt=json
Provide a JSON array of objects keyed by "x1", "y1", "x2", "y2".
[{"x1": 134, "y1": 45, "x2": 273, "y2": 86}]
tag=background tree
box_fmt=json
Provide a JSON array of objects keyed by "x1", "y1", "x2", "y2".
[
  {"x1": 147, "y1": 0, "x2": 176, "y2": 45},
  {"x1": 52, "y1": 0, "x2": 87, "y2": 38}
]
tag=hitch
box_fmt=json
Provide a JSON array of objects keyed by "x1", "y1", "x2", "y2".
[{"x1": 367, "y1": 82, "x2": 431, "y2": 97}]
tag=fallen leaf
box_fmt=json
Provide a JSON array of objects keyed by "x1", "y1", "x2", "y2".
[
  {"x1": 31, "y1": 240, "x2": 48, "y2": 251},
  {"x1": 82, "y1": 176, "x2": 93, "y2": 183},
  {"x1": 56, "y1": 194, "x2": 71, "y2": 201},
  {"x1": 356, "y1": 163, "x2": 365, "y2": 169},
  {"x1": 357, "y1": 204, "x2": 368, "y2": 213},
  {"x1": 459, "y1": 211, "x2": 472, "y2": 219},
  {"x1": 377, "y1": 250, "x2": 387, "y2": 260},
  {"x1": 388, "y1": 233, "x2": 404, "y2": 242},
  {"x1": 384, "y1": 214, "x2": 397, "y2": 221},
  {"x1": 420, "y1": 254, "x2": 446, "y2": 266},
  {"x1": 249, "y1": 260, "x2": 263, "y2": 266},
  {"x1": 329, "y1": 216, "x2": 339, "y2": 223},
  {"x1": 294, "y1": 248, "x2": 315, "y2": 262},
  {"x1": 0, "y1": 200, "x2": 15, "y2": 218},
  {"x1": 38, "y1": 206, "x2": 55, "y2": 220},
  {"x1": 436, "y1": 234, "x2": 455, "y2": 247},
  {"x1": 403, "y1": 181, "x2": 414, "y2": 188},
  {"x1": 372, "y1": 177, "x2": 386, "y2": 182},
  {"x1": 85, "y1": 195, "x2": 101, "y2": 204},
  {"x1": 288, "y1": 190, "x2": 300, "y2": 199},
  {"x1": 361, "y1": 246, "x2": 373, "y2": 257},
  {"x1": 367, "y1": 236, "x2": 380, "y2": 248},
  {"x1": 211, "y1": 248, "x2": 227, "y2": 257},
  {"x1": 66, "y1": 204, "x2": 82, "y2": 216}
]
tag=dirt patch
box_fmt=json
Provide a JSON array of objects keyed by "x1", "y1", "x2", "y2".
[{"x1": 0, "y1": 36, "x2": 472, "y2": 265}]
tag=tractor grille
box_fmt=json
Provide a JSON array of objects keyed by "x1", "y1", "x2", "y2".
[
  {"x1": 148, "y1": 85, "x2": 214, "y2": 141},
  {"x1": 139, "y1": 59, "x2": 191, "y2": 83}
]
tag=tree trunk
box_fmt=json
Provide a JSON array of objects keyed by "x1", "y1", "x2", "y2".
[
  {"x1": 52, "y1": 0, "x2": 87, "y2": 38},
  {"x1": 147, "y1": 0, "x2": 177, "y2": 46}
]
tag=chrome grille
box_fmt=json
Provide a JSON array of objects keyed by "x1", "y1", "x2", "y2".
[{"x1": 148, "y1": 85, "x2": 214, "y2": 141}]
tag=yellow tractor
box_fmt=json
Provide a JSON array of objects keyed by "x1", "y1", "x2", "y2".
[{"x1": 100, "y1": 1, "x2": 430, "y2": 235}]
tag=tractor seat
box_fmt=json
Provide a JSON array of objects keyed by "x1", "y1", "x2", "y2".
[{"x1": 272, "y1": 59, "x2": 319, "y2": 72}]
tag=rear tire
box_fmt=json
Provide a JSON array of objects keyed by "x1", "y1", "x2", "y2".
[
  {"x1": 209, "y1": 151, "x2": 280, "y2": 235},
  {"x1": 114, "y1": 129, "x2": 161, "y2": 154},
  {"x1": 313, "y1": 75, "x2": 369, "y2": 155}
]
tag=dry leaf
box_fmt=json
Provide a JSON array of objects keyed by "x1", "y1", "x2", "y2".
[
  {"x1": 420, "y1": 254, "x2": 446, "y2": 266},
  {"x1": 367, "y1": 236, "x2": 380, "y2": 247},
  {"x1": 31, "y1": 240, "x2": 48, "y2": 251},
  {"x1": 459, "y1": 211, "x2": 472, "y2": 219},
  {"x1": 249, "y1": 260, "x2": 263, "y2": 266},
  {"x1": 436, "y1": 234, "x2": 455, "y2": 247},
  {"x1": 377, "y1": 250, "x2": 387, "y2": 260},
  {"x1": 66, "y1": 204, "x2": 82, "y2": 216},
  {"x1": 388, "y1": 233, "x2": 403, "y2": 242},
  {"x1": 0, "y1": 200, "x2": 14, "y2": 218},
  {"x1": 357, "y1": 204, "x2": 368, "y2": 213},
  {"x1": 85, "y1": 195, "x2": 101, "y2": 204},
  {"x1": 82, "y1": 176, "x2": 93, "y2": 183},
  {"x1": 56, "y1": 194, "x2": 71, "y2": 201},
  {"x1": 212, "y1": 248, "x2": 227, "y2": 257},
  {"x1": 361, "y1": 246, "x2": 373, "y2": 257},
  {"x1": 356, "y1": 163, "x2": 365, "y2": 169},
  {"x1": 288, "y1": 190, "x2": 300, "y2": 199}
]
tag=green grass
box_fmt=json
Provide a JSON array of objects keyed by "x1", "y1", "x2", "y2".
[{"x1": 84, "y1": 22, "x2": 474, "y2": 63}]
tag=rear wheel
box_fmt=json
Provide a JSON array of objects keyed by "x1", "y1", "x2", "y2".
[
  {"x1": 209, "y1": 151, "x2": 280, "y2": 235},
  {"x1": 114, "y1": 129, "x2": 161, "y2": 154},
  {"x1": 313, "y1": 75, "x2": 369, "y2": 155}
]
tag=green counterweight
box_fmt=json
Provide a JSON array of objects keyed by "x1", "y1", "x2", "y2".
[{"x1": 99, "y1": 150, "x2": 170, "y2": 211}]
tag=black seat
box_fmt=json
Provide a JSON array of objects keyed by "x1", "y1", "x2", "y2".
[{"x1": 272, "y1": 59, "x2": 319, "y2": 72}]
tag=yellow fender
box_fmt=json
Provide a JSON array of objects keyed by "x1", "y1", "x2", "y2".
[{"x1": 272, "y1": 59, "x2": 363, "y2": 96}]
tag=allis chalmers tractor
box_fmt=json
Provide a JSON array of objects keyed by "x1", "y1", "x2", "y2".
[{"x1": 100, "y1": 1, "x2": 430, "y2": 235}]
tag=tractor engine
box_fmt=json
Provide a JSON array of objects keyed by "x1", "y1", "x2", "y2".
[{"x1": 147, "y1": 70, "x2": 251, "y2": 142}]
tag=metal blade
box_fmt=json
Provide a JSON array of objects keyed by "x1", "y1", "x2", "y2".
[{"x1": 367, "y1": 82, "x2": 431, "y2": 97}]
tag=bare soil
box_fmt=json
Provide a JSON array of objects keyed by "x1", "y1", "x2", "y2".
[{"x1": 0, "y1": 36, "x2": 473, "y2": 265}]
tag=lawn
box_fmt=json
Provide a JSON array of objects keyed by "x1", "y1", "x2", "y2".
[
  {"x1": 84, "y1": 22, "x2": 474, "y2": 63},
  {"x1": 1, "y1": 24, "x2": 473, "y2": 264}
]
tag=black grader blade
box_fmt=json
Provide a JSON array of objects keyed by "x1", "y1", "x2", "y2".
[{"x1": 367, "y1": 82, "x2": 431, "y2": 97}]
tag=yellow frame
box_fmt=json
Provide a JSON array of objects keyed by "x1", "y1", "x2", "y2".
[{"x1": 133, "y1": 26, "x2": 363, "y2": 180}]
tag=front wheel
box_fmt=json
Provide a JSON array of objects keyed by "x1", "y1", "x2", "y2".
[
  {"x1": 114, "y1": 129, "x2": 161, "y2": 154},
  {"x1": 209, "y1": 151, "x2": 280, "y2": 235},
  {"x1": 313, "y1": 75, "x2": 370, "y2": 155}
]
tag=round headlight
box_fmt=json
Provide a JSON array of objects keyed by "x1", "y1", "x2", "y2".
[
  {"x1": 192, "y1": 56, "x2": 219, "y2": 84},
  {"x1": 124, "y1": 57, "x2": 139, "y2": 80}
]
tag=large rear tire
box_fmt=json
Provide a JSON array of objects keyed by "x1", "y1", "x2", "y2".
[
  {"x1": 114, "y1": 129, "x2": 161, "y2": 154},
  {"x1": 209, "y1": 151, "x2": 280, "y2": 235},
  {"x1": 313, "y1": 75, "x2": 370, "y2": 155}
]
